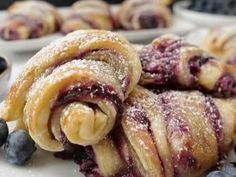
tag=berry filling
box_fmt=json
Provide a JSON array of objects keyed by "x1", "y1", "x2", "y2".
[
  {"x1": 49, "y1": 82, "x2": 123, "y2": 138},
  {"x1": 8, "y1": 14, "x2": 44, "y2": 39},
  {"x1": 160, "y1": 94, "x2": 197, "y2": 175},
  {"x1": 214, "y1": 74, "x2": 236, "y2": 97},
  {"x1": 139, "y1": 13, "x2": 167, "y2": 29},
  {"x1": 140, "y1": 41, "x2": 183, "y2": 85},
  {"x1": 204, "y1": 97, "x2": 224, "y2": 161},
  {"x1": 54, "y1": 133, "x2": 100, "y2": 177}
]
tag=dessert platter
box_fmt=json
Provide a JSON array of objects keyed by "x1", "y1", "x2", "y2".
[
  {"x1": 0, "y1": 29, "x2": 236, "y2": 177},
  {"x1": 0, "y1": 0, "x2": 196, "y2": 51}
]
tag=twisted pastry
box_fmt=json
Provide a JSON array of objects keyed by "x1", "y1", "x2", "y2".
[
  {"x1": 0, "y1": 1, "x2": 62, "y2": 40},
  {"x1": 139, "y1": 34, "x2": 236, "y2": 97},
  {"x1": 202, "y1": 25, "x2": 236, "y2": 66},
  {"x1": 0, "y1": 30, "x2": 141, "y2": 151},
  {"x1": 56, "y1": 86, "x2": 236, "y2": 177},
  {"x1": 61, "y1": 0, "x2": 116, "y2": 34},
  {"x1": 117, "y1": 0, "x2": 172, "y2": 30}
]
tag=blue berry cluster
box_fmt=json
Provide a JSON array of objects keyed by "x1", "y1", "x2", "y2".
[
  {"x1": 188, "y1": 0, "x2": 236, "y2": 15},
  {"x1": 0, "y1": 118, "x2": 36, "y2": 165}
]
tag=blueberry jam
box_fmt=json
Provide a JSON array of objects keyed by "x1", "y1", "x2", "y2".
[
  {"x1": 54, "y1": 82, "x2": 122, "y2": 116},
  {"x1": 0, "y1": 57, "x2": 7, "y2": 75},
  {"x1": 204, "y1": 97, "x2": 224, "y2": 161},
  {"x1": 214, "y1": 75, "x2": 236, "y2": 97},
  {"x1": 188, "y1": 55, "x2": 209, "y2": 76},
  {"x1": 139, "y1": 40, "x2": 185, "y2": 85},
  {"x1": 54, "y1": 133, "x2": 100, "y2": 177},
  {"x1": 139, "y1": 13, "x2": 167, "y2": 29},
  {"x1": 159, "y1": 94, "x2": 197, "y2": 175}
]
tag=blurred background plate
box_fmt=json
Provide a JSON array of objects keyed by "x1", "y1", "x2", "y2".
[
  {"x1": 118, "y1": 16, "x2": 196, "y2": 43},
  {"x1": 0, "y1": 7, "x2": 196, "y2": 52},
  {"x1": 174, "y1": 1, "x2": 236, "y2": 27},
  {"x1": 185, "y1": 28, "x2": 208, "y2": 46}
]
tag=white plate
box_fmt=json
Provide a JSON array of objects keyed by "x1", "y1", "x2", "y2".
[
  {"x1": 0, "y1": 7, "x2": 196, "y2": 52},
  {"x1": 174, "y1": 1, "x2": 236, "y2": 28}
]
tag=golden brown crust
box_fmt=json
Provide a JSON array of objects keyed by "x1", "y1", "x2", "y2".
[
  {"x1": 61, "y1": 0, "x2": 114, "y2": 34},
  {"x1": 0, "y1": 30, "x2": 141, "y2": 151}
]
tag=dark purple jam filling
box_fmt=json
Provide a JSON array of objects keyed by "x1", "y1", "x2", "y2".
[
  {"x1": 8, "y1": 14, "x2": 43, "y2": 39},
  {"x1": 50, "y1": 82, "x2": 123, "y2": 134},
  {"x1": 124, "y1": 105, "x2": 165, "y2": 177},
  {"x1": 0, "y1": 27, "x2": 20, "y2": 40},
  {"x1": 159, "y1": 95, "x2": 197, "y2": 176},
  {"x1": 188, "y1": 55, "x2": 209, "y2": 76},
  {"x1": 204, "y1": 97, "x2": 224, "y2": 161},
  {"x1": 140, "y1": 40, "x2": 187, "y2": 86},
  {"x1": 138, "y1": 12, "x2": 167, "y2": 29},
  {"x1": 214, "y1": 74, "x2": 236, "y2": 97},
  {"x1": 112, "y1": 128, "x2": 141, "y2": 177},
  {"x1": 54, "y1": 133, "x2": 101, "y2": 177},
  {"x1": 139, "y1": 13, "x2": 159, "y2": 29}
]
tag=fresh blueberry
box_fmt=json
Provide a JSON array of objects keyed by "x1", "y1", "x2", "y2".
[
  {"x1": 0, "y1": 57, "x2": 7, "y2": 74},
  {"x1": 207, "y1": 171, "x2": 232, "y2": 177},
  {"x1": 0, "y1": 118, "x2": 8, "y2": 147},
  {"x1": 4, "y1": 130, "x2": 36, "y2": 165},
  {"x1": 222, "y1": 163, "x2": 236, "y2": 175}
]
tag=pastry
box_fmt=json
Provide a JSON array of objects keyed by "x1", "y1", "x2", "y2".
[
  {"x1": 0, "y1": 1, "x2": 62, "y2": 40},
  {"x1": 117, "y1": 0, "x2": 172, "y2": 30},
  {"x1": 0, "y1": 30, "x2": 141, "y2": 151},
  {"x1": 61, "y1": 0, "x2": 116, "y2": 34},
  {"x1": 202, "y1": 25, "x2": 236, "y2": 66},
  {"x1": 139, "y1": 34, "x2": 236, "y2": 97},
  {"x1": 55, "y1": 86, "x2": 236, "y2": 177}
]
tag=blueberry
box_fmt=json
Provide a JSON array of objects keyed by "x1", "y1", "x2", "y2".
[
  {"x1": 4, "y1": 130, "x2": 36, "y2": 165},
  {"x1": 0, "y1": 57, "x2": 7, "y2": 74},
  {"x1": 222, "y1": 163, "x2": 236, "y2": 175},
  {"x1": 0, "y1": 118, "x2": 8, "y2": 146},
  {"x1": 207, "y1": 171, "x2": 232, "y2": 177}
]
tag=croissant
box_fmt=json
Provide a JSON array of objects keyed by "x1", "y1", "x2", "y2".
[
  {"x1": 55, "y1": 86, "x2": 236, "y2": 177},
  {"x1": 61, "y1": 0, "x2": 116, "y2": 34},
  {"x1": 0, "y1": 1, "x2": 62, "y2": 40},
  {"x1": 202, "y1": 25, "x2": 236, "y2": 66},
  {"x1": 139, "y1": 34, "x2": 236, "y2": 97},
  {"x1": 0, "y1": 30, "x2": 141, "y2": 151},
  {"x1": 117, "y1": 0, "x2": 172, "y2": 30}
]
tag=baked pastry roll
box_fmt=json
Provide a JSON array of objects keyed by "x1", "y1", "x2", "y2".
[
  {"x1": 61, "y1": 0, "x2": 116, "y2": 34},
  {"x1": 118, "y1": 0, "x2": 172, "y2": 30},
  {"x1": 0, "y1": 30, "x2": 141, "y2": 151},
  {"x1": 139, "y1": 34, "x2": 236, "y2": 97},
  {"x1": 55, "y1": 86, "x2": 236, "y2": 177},
  {"x1": 202, "y1": 25, "x2": 236, "y2": 66},
  {"x1": 0, "y1": 1, "x2": 62, "y2": 40}
]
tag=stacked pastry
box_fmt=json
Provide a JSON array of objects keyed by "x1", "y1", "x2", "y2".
[
  {"x1": 202, "y1": 24, "x2": 236, "y2": 66},
  {"x1": 117, "y1": 0, "x2": 172, "y2": 30},
  {"x1": 1, "y1": 31, "x2": 236, "y2": 177},
  {"x1": 0, "y1": 1, "x2": 62, "y2": 40},
  {"x1": 61, "y1": 0, "x2": 116, "y2": 34}
]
